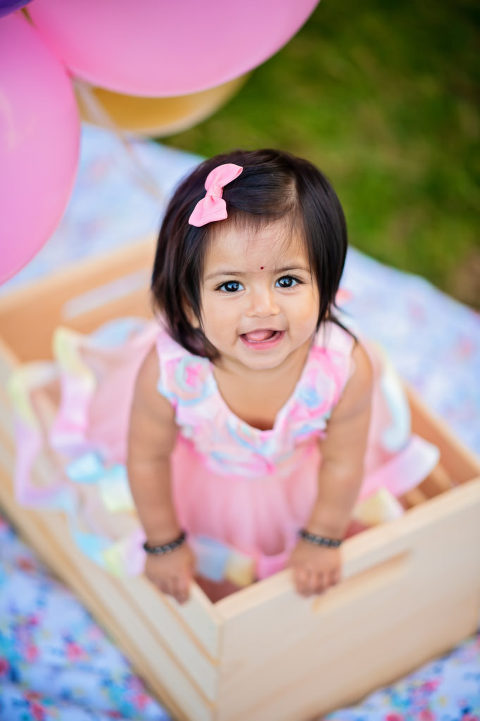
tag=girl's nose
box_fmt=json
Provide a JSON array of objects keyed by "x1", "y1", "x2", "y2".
[{"x1": 246, "y1": 287, "x2": 280, "y2": 318}]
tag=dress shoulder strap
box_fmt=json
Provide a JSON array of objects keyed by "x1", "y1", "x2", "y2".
[
  {"x1": 314, "y1": 317, "x2": 356, "y2": 356},
  {"x1": 309, "y1": 318, "x2": 356, "y2": 402},
  {"x1": 155, "y1": 321, "x2": 212, "y2": 408}
]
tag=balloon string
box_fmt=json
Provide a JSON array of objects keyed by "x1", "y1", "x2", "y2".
[
  {"x1": 23, "y1": 9, "x2": 163, "y2": 204},
  {"x1": 73, "y1": 79, "x2": 165, "y2": 204}
]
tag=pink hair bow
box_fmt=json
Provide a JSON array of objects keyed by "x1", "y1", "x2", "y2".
[{"x1": 188, "y1": 163, "x2": 243, "y2": 227}]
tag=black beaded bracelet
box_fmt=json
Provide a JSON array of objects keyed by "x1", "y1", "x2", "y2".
[
  {"x1": 143, "y1": 530, "x2": 187, "y2": 556},
  {"x1": 298, "y1": 528, "x2": 343, "y2": 548}
]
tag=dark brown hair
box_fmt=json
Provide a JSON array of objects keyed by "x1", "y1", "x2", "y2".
[{"x1": 151, "y1": 148, "x2": 350, "y2": 359}]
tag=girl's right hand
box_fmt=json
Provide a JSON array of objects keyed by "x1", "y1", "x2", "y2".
[{"x1": 144, "y1": 543, "x2": 196, "y2": 605}]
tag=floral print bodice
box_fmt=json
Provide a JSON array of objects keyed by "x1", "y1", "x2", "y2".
[{"x1": 156, "y1": 321, "x2": 354, "y2": 478}]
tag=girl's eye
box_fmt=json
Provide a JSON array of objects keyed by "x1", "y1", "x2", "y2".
[
  {"x1": 218, "y1": 280, "x2": 244, "y2": 293},
  {"x1": 276, "y1": 275, "x2": 300, "y2": 288}
]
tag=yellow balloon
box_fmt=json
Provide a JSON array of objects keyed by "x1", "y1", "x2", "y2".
[{"x1": 75, "y1": 75, "x2": 247, "y2": 137}]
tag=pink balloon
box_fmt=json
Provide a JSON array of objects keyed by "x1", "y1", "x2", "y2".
[
  {"x1": 0, "y1": 14, "x2": 79, "y2": 284},
  {"x1": 29, "y1": 0, "x2": 319, "y2": 97}
]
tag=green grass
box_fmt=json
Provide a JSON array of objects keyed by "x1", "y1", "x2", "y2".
[{"x1": 161, "y1": 0, "x2": 480, "y2": 307}]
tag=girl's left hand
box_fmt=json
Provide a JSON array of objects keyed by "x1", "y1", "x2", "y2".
[{"x1": 286, "y1": 540, "x2": 342, "y2": 597}]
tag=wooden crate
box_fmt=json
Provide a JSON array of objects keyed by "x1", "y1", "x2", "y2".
[{"x1": 0, "y1": 238, "x2": 479, "y2": 721}]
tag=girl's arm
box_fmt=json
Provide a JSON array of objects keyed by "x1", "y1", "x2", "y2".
[
  {"x1": 306, "y1": 339, "x2": 374, "y2": 537},
  {"x1": 127, "y1": 345, "x2": 195, "y2": 604},
  {"x1": 127, "y1": 345, "x2": 180, "y2": 544},
  {"x1": 287, "y1": 340, "x2": 373, "y2": 597}
]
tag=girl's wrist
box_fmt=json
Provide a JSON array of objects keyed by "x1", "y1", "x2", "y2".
[
  {"x1": 143, "y1": 530, "x2": 187, "y2": 556},
  {"x1": 298, "y1": 528, "x2": 342, "y2": 548},
  {"x1": 305, "y1": 507, "x2": 351, "y2": 539},
  {"x1": 304, "y1": 518, "x2": 348, "y2": 539},
  {"x1": 144, "y1": 521, "x2": 182, "y2": 547}
]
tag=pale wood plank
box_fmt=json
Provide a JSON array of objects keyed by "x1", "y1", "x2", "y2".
[
  {"x1": 0, "y1": 237, "x2": 156, "y2": 362},
  {"x1": 418, "y1": 462, "x2": 455, "y2": 498},
  {"x1": 214, "y1": 478, "x2": 480, "y2": 721},
  {"x1": 222, "y1": 594, "x2": 475, "y2": 721},
  {"x1": 0, "y1": 419, "x2": 221, "y2": 702},
  {"x1": 406, "y1": 384, "x2": 480, "y2": 482},
  {"x1": 126, "y1": 574, "x2": 222, "y2": 662},
  {"x1": 400, "y1": 486, "x2": 428, "y2": 508},
  {"x1": 0, "y1": 454, "x2": 216, "y2": 721}
]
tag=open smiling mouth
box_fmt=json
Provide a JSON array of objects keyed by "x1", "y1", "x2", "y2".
[{"x1": 240, "y1": 329, "x2": 285, "y2": 348}]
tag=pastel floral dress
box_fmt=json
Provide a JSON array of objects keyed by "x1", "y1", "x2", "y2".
[
  {"x1": 8, "y1": 316, "x2": 438, "y2": 584},
  {"x1": 154, "y1": 318, "x2": 438, "y2": 579}
]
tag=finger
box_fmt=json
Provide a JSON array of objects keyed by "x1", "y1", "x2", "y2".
[
  {"x1": 172, "y1": 575, "x2": 190, "y2": 604},
  {"x1": 329, "y1": 568, "x2": 341, "y2": 586},
  {"x1": 312, "y1": 572, "x2": 327, "y2": 594},
  {"x1": 159, "y1": 577, "x2": 176, "y2": 600},
  {"x1": 169, "y1": 576, "x2": 182, "y2": 603},
  {"x1": 293, "y1": 567, "x2": 308, "y2": 595},
  {"x1": 157, "y1": 579, "x2": 171, "y2": 596},
  {"x1": 300, "y1": 568, "x2": 317, "y2": 596},
  {"x1": 307, "y1": 569, "x2": 324, "y2": 595},
  {"x1": 159, "y1": 579, "x2": 172, "y2": 597},
  {"x1": 179, "y1": 574, "x2": 191, "y2": 601}
]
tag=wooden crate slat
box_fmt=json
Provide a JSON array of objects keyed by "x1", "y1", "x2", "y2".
[
  {"x1": 126, "y1": 574, "x2": 222, "y2": 662},
  {"x1": 0, "y1": 457, "x2": 216, "y2": 721},
  {"x1": 214, "y1": 478, "x2": 480, "y2": 721},
  {"x1": 0, "y1": 420, "x2": 221, "y2": 706},
  {"x1": 0, "y1": 238, "x2": 156, "y2": 363},
  {"x1": 405, "y1": 384, "x2": 480, "y2": 482}
]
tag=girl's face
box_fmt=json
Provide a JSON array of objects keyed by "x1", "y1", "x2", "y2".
[{"x1": 195, "y1": 219, "x2": 320, "y2": 374}]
